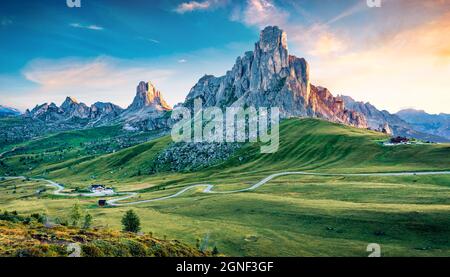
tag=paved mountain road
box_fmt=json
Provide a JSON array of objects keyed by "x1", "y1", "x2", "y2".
[{"x1": 2, "y1": 171, "x2": 450, "y2": 206}]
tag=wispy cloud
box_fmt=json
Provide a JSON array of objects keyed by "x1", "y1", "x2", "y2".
[
  {"x1": 231, "y1": 0, "x2": 345, "y2": 56},
  {"x1": 69, "y1": 23, "x2": 104, "y2": 31},
  {"x1": 326, "y1": 1, "x2": 368, "y2": 24},
  {"x1": 174, "y1": 0, "x2": 227, "y2": 14},
  {"x1": 231, "y1": 0, "x2": 288, "y2": 27},
  {"x1": 10, "y1": 57, "x2": 174, "y2": 109},
  {"x1": 137, "y1": 36, "x2": 160, "y2": 44},
  {"x1": 145, "y1": 38, "x2": 160, "y2": 44},
  {"x1": 311, "y1": 11, "x2": 450, "y2": 114},
  {"x1": 0, "y1": 47, "x2": 241, "y2": 111}
]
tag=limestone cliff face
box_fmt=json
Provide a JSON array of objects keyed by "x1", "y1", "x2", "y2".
[
  {"x1": 128, "y1": 81, "x2": 171, "y2": 111},
  {"x1": 119, "y1": 81, "x2": 172, "y2": 130},
  {"x1": 25, "y1": 103, "x2": 65, "y2": 122},
  {"x1": 309, "y1": 86, "x2": 367, "y2": 128},
  {"x1": 183, "y1": 26, "x2": 367, "y2": 128},
  {"x1": 60, "y1": 97, "x2": 91, "y2": 119},
  {"x1": 90, "y1": 102, "x2": 123, "y2": 120}
]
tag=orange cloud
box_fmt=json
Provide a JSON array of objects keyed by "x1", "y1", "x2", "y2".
[{"x1": 310, "y1": 11, "x2": 450, "y2": 113}]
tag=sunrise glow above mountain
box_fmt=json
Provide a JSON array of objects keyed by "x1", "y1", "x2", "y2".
[{"x1": 0, "y1": 0, "x2": 449, "y2": 114}]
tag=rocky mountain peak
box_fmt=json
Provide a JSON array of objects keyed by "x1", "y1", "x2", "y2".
[
  {"x1": 128, "y1": 81, "x2": 171, "y2": 111},
  {"x1": 59, "y1": 96, "x2": 90, "y2": 119},
  {"x1": 67, "y1": 96, "x2": 78, "y2": 104},
  {"x1": 183, "y1": 25, "x2": 366, "y2": 128},
  {"x1": 251, "y1": 26, "x2": 290, "y2": 92},
  {"x1": 259, "y1": 26, "x2": 288, "y2": 52},
  {"x1": 61, "y1": 96, "x2": 79, "y2": 109}
]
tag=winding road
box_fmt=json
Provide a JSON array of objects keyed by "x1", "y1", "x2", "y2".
[
  {"x1": 0, "y1": 147, "x2": 19, "y2": 159},
  {"x1": 2, "y1": 170, "x2": 450, "y2": 206}
]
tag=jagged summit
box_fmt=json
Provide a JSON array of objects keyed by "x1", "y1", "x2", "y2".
[
  {"x1": 128, "y1": 81, "x2": 171, "y2": 111},
  {"x1": 117, "y1": 81, "x2": 172, "y2": 130},
  {"x1": 64, "y1": 96, "x2": 79, "y2": 104},
  {"x1": 22, "y1": 80, "x2": 172, "y2": 132},
  {"x1": 183, "y1": 25, "x2": 366, "y2": 128},
  {"x1": 259, "y1": 26, "x2": 288, "y2": 52},
  {"x1": 60, "y1": 96, "x2": 90, "y2": 119},
  {"x1": 25, "y1": 97, "x2": 122, "y2": 123}
]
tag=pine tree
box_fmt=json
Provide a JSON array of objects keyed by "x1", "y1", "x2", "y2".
[
  {"x1": 69, "y1": 203, "x2": 82, "y2": 227},
  {"x1": 121, "y1": 210, "x2": 141, "y2": 233},
  {"x1": 82, "y1": 213, "x2": 93, "y2": 229}
]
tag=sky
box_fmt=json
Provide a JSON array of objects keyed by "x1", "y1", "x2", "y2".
[{"x1": 0, "y1": 0, "x2": 449, "y2": 114}]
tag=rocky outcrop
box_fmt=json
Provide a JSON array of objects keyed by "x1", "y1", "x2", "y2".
[
  {"x1": 25, "y1": 103, "x2": 66, "y2": 122},
  {"x1": 309, "y1": 86, "x2": 367, "y2": 128},
  {"x1": 89, "y1": 102, "x2": 123, "y2": 118},
  {"x1": 119, "y1": 81, "x2": 172, "y2": 131},
  {"x1": 90, "y1": 102, "x2": 123, "y2": 119},
  {"x1": 87, "y1": 102, "x2": 124, "y2": 127},
  {"x1": 128, "y1": 81, "x2": 171, "y2": 111},
  {"x1": 60, "y1": 97, "x2": 90, "y2": 119},
  {"x1": 381, "y1": 122, "x2": 392, "y2": 135},
  {"x1": 183, "y1": 26, "x2": 367, "y2": 128},
  {"x1": 149, "y1": 142, "x2": 241, "y2": 173}
]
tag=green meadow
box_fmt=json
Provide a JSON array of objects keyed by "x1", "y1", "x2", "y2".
[{"x1": 1, "y1": 118, "x2": 450, "y2": 256}]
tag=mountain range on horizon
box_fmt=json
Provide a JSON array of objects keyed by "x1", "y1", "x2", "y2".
[
  {"x1": 1, "y1": 26, "x2": 449, "y2": 142},
  {"x1": 0, "y1": 105, "x2": 21, "y2": 117}
]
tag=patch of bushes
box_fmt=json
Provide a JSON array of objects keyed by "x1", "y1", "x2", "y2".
[{"x1": 0, "y1": 210, "x2": 209, "y2": 257}]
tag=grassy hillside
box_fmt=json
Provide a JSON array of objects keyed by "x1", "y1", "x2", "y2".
[
  {"x1": 1, "y1": 174, "x2": 449, "y2": 257},
  {"x1": 0, "y1": 125, "x2": 165, "y2": 179},
  {"x1": 1, "y1": 118, "x2": 449, "y2": 257},
  {"x1": 16, "y1": 118, "x2": 448, "y2": 189}
]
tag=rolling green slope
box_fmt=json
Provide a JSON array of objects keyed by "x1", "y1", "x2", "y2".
[
  {"x1": 1, "y1": 118, "x2": 450, "y2": 256},
  {"x1": 0, "y1": 124, "x2": 166, "y2": 180},
  {"x1": 26, "y1": 118, "x2": 450, "y2": 189},
  {"x1": 219, "y1": 118, "x2": 450, "y2": 173}
]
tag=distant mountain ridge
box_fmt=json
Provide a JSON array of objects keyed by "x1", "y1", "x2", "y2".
[
  {"x1": 396, "y1": 109, "x2": 450, "y2": 140},
  {"x1": 22, "y1": 81, "x2": 172, "y2": 132},
  {"x1": 341, "y1": 96, "x2": 449, "y2": 142},
  {"x1": 25, "y1": 97, "x2": 124, "y2": 124},
  {"x1": 0, "y1": 105, "x2": 21, "y2": 117}
]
